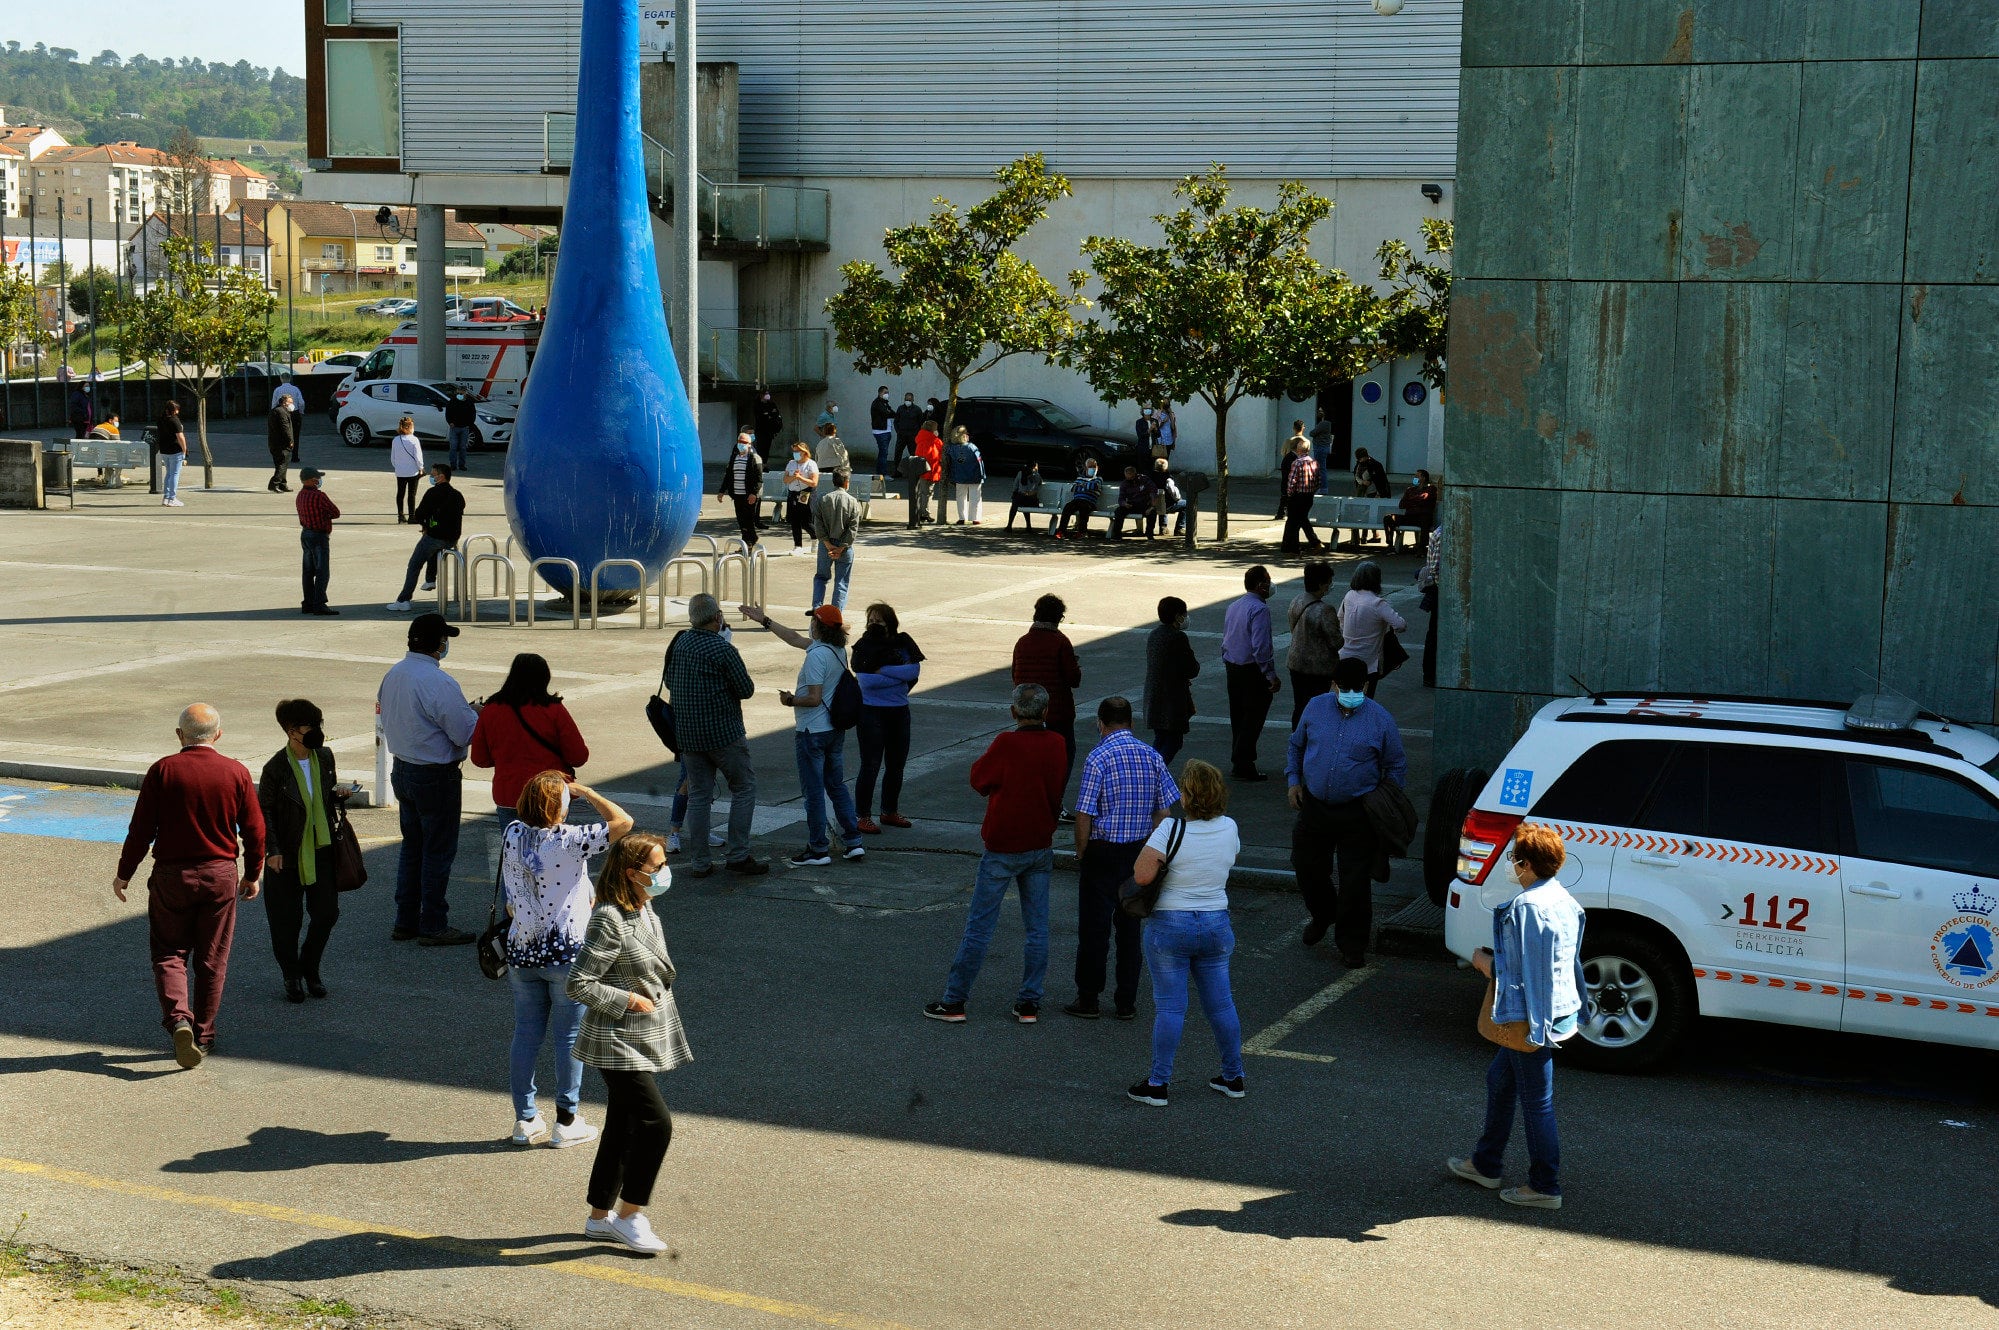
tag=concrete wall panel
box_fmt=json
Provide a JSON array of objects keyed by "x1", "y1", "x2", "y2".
[
  {"x1": 1444, "y1": 280, "x2": 1570, "y2": 489},
  {"x1": 1919, "y1": 0, "x2": 1999, "y2": 59},
  {"x1": 1581, "y1": 0, "x2": 1696, "y2": 65},
  {"x1": 1570, "y1": 66, "x2": 1688, "y2": 280},
  {"x1": 1660, "y1": 495, "x2": 1775, "y2": 691},
  {"x1": 1694, "y1": 0, "x2": 1917, "y2": 61},
  {"x1": 1892, "y1": 284, "x2": 1999, "y2": 506},
  {"x1": 1770, "y1": 499, "x2": 1887, "y2": 700},
  {"x1": 1881, "y1": 504, "x2": 1999, "y2": 722},
  {"x1": 1779, "y1": 283, "x2": 1901, "y2": 500},
  {"x1": 1434, "y1": 687, "x2": 1561, "y2": 777},
  {"x1": 1906, "y1": 59, "x2": 1999, "y2": 283},
  {"x1": 1674, "y1": 282, "x2": 1786, "y2": 495},
  {"x1": 1793, "y1": 62, "x2": 1915, "y2": 283},
  {"x1": 1455, "y1": 68, "x2": 1577, "y2": 280},
  {"x1": 1443, "y1": 486, "x2": 1563, "y2": 694},
  {"x1": 1682, "y1": 62, "x2": 1798, "y2": 281},
  {"x1": 1462, "y1": 0, "x2": 1583, "y2": 68},
  {"x1": 1563, "y1": 282, "x2": 1680, "y2": 492},
  {"x1": 1552, "y1": 490, "x2": 1669, "y2": 690}
]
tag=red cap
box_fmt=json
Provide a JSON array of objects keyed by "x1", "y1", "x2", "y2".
[{"x1": 811, "y1": 605, "x2": 845, "y2": 629}]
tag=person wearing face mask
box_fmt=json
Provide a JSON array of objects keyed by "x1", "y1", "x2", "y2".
[
  {"x1": 1135, "y1": 407, "x2": 1161, "y2": 456},
  {"x1": 501, "y1": 771, "x2": 632, "y2": 1150},
  {"x1": 892, "y1": 392, "x2": 924, "y2": 480},
  {"x1": 1054, "y1": 458, "x2": 1102, "y2": 539},
  {"x1": 815, "y1": 399, "x2": 839, "y2": 433},
  {"x1": 869, "y1": 385, "x2": 895, "y2": 478},
  {"x1": 568, "y1": 832, "x2": 688, "y2": 1256},
  {"x1": 912, "y1": 419, "x2": 945, "y2": 524},
  {"x1": 1449, "y1": 821, "x2": 1585, "y2": 1210},
  {"x1": 256, "y1": 699, "x2": 348, "y2": 1004},
  {"x1": 386, "y1": 463, "x2": 465, "y2": 612},
  {"x1": 782, "y1": 440, "x2": 819, "y2": 553},
  {"x1": 717, "y1": 430, "x2": 764, "y2": 549},
  {"x1": 1286, "y1": 657, "x2": 1405, "y2": 967},
  {"x1": 378, "y1": 613, "x2": 481, "y2": 945}
]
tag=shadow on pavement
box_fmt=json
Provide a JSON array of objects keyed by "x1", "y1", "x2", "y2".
[
  {"x1": 0, "y1": 1050, "x2": 181, "y2": 1082},
  {"x1": 212, "y1": 1229, "x2": 659, "y2": 1283},
  {"x1": 162, "y1": 1126, "x2": 513, "y2": 1174}
]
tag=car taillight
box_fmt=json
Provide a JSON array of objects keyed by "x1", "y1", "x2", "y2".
[{"x1": 1457, "y1": 808, "x2": 1524, "y2": 886}]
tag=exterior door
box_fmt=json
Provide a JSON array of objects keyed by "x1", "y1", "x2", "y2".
[
  {"x1": 1385, "y1": 358, "x2": 1433, "y2": 476},
  {"x1": 1350, "y1": 364, "x2": 1390, "y2": 473},
  {"x1": 1838, "y1": 756, "x2": 1999, "y2": 1047},
  {"x1": 395, "y1": 382, "x2": 449, "y2": 438}
]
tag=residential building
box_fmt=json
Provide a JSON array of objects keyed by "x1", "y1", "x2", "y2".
[
  {"x1": 472, "y1": 221, "x2": 553, "y2": 269},
  {"x1": 128, "y1": 211, "x2": 273, "y2": 287},
  {"x1": 261, "y1": 199, "x2": 485, "y2": 296},
  {"x1": 0, "y1": 114, "x2": 68, "y2": 164},
  {"x1": 0, "y1": 116, "x2": 68, "y2": 220},
  {"x1": 33, "y1": 143, "x2": 233, "y2": 226},
  {"x1": 211, "y1": 157, "x2": 274, "y2": 202}
]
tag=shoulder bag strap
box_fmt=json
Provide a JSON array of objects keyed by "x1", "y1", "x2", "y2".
[
  {"x1": 1162, "y1": 817, "x2": 1188, "y2": 865},
  {"x1": 508, "y1": 703, "x2": 567, "y2": 765},
  {"x1": 656, "y1": 631, "x2": 682, "y2": 699}
]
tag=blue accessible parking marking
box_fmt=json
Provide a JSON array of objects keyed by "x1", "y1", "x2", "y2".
[{"x1": 0, "y1": 783, "x2": 138, "y2": 843}]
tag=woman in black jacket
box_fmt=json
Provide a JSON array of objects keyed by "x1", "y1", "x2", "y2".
[
  {"x1": 256, "y1": 698, "x2": 346, "y2": 1003},
  {"x1": 1143, "y1": 596, "x2": 1201, "y2": 763}
]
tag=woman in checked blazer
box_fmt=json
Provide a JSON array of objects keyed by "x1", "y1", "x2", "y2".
[{"x1": 566, "y1": 832, "x2": 690, "y2": 1256}]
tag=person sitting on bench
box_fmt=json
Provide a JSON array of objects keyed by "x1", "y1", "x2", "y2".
[
  {"x1": 1054, "y1": 459, "x2": 1103, "y2": 539},
  {"x1": 1006, "y1": 463, "x2": 1045, "y2": 531},
  {"x1": 1108, "y1": 465, "x2": 1156, "y2": 541},
  {"x1": 1383, "y1": 469, "x2": 1438, "y2": 554}
]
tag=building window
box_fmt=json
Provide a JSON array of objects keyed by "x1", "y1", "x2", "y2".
[
  {"x1": 373, "y1": 245, "x2": 393, "y2": 261},
  {"x1": 404, "y1": 246, "x2": 417, "y2": 261},
  {"x1": 322, "y1": 243, "x2": 345, "y2": 261},
  {"x1": 325, "y1": 38, "x2": 400, "y2": 159}
]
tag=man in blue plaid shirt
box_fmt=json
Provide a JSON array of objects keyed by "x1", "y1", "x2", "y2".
[{"x1": 1066, "y1": 696, "x2": 1180, "y2": 1020}]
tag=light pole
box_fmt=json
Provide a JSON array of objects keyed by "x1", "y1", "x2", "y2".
[{"x1": 672, "y1": 0, "x2": 697, "y2": 406}]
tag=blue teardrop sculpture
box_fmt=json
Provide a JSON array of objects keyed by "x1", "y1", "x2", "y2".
[{"x1": 505, "y1": 0, "x2": 702, "y2": 595}]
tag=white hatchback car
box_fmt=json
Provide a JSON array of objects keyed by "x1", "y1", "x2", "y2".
[
  {"x1": 1436, "y1": 694, "x2": 1999, "y2": 1070},
  {"x1": 336, "y1": 379, "x2": 514, "y2": 450}
]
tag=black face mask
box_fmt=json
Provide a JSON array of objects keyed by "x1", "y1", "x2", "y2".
[{"x1": 301, "y1": 726, "x2": 325, "y2": 749}]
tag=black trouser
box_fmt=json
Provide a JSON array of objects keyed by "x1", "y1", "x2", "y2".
[
  {"x1": 1224, "y1": 662, "x2": 1274, "y2": 775},
  {"x1": 268, "y1": 448, "x2": 290, "y2": 489},
  {"x1": 1152, "y1": 729, "x2": 1185, "y2": 763},
  {"x1": 394, "y1": 475, "x2": 419, "y2": 522},
  {"x1": 1424, "y1": 605, "x2": 1439, "y2": 687},
  {"x1": 1292, "y1": 792, "x2": 1378, "y2": 959},
  {"x1": 263, "y1": 850, "x2": 339, "y2": 982},
  {"x1": 1055, "y1": 718, "x2": 1077, "y2": 798},
  {"x1": 729, "y1": 494, "x2": 760, "y2": 547},
  {"x1": 301, "y1": 530, "x2": 331, "y2": 611},
  {"x1": 1075, "y1": 839, "x2": 1145, "y2": 1012},
  {"x1": 588, "y1": 1068, "x2": 672, "y2": 1210},
  {"x1": 786, "y1": 493, "x2": 812, "y2": 546},
  {"x1": 855, "y1": 703, "x2": 911, "y2": 818},
  {"x1": 1108, "y1": 506, "x2": 1154, "y2": 539},
  {"x1": 1290, "y1": 669, "x2": 1331, "y2": 730},
  {"x1": 1384, "y1": 512, "x2": 1429, "y2": 554},
  {"x1": 1280, "y1": 494, "x2": 1324, "y2": 552},
  {"x1": 1006, "y1": 495, "x2": 1038, "y2": 530},
  {"x1": 1056, "y1": 500, "x2": 1095, "y2": 535}
]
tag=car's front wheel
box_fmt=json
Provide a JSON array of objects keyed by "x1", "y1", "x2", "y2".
[
  {"x1": 340, "y1": 418, "x2": 371, "y2": 449},
  {"x1": 1565, "y1": 923, "x2": 1693, "y2": 1073}
]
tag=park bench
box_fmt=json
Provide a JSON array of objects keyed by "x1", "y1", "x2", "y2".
[
  {"x1": 758, "y1": 470, "x2": 874, "y2": 525},
  {"x1": 1009, "y1": 481, "x2": 1074, "y2": 532},
  {"x1": 1311, "y1": 495, "x2": 1399, "y2": 544},
  {"x1": 61, "y1": 438, "x2": 154, "y2": 490}
]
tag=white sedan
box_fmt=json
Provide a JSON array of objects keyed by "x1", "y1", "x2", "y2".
[
  {"x1": 336, "y1": 379, "x2": 514, "y2": 450},
  {"x1": 311, "y1": 352, "x2": 368, "y2": 375}
]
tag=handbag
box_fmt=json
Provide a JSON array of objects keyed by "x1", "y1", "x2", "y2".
[
  {"x1": 1379, "y1": 629, "x2": 1410, "y2": 678},
  {"x1": 1117, "y1": 817, "x2": 1187, "y2": 919},
  {"x1": 1477, "y1": 977, "x2": 1538, "y2": 1052},
  {"x1": 477, "y1": 835, "x2": 510, "y2": 981},
  {"x1": 330, "y1": 802, "x2": 368, "y2": 893},
  {"x1": 645, "y1": 632, "x2": 684, "y2": 754}
]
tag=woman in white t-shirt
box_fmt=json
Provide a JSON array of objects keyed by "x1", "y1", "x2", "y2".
[
  {"x1": 1125, "y1": 758, "x2": 1247, "y2": 1107},
  {"x1": 389, "y1": 415, "x2": 425, "y2": 524},
  {"x1": 502, "y1": 770, "x2": 632, "y2": 1149},
  {"x1": 782, "y1": 440, "x2": 820, "y2": 553}
]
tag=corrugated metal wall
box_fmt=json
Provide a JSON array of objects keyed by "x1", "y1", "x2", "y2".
[{"x1": 354, "y1": 0, "x2": 1460, "y2": 179}]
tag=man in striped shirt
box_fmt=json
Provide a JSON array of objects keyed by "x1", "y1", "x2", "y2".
[{"x1": 295, "y1": 468, "x2": 341, "y2": 616}]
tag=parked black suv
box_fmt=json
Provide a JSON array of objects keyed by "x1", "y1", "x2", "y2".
[{"x1": 951, "y1": 397, "x2": 1145, "y2": 478}]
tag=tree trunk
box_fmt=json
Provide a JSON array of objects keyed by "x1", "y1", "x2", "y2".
[
  {"x1": 194, "y1": 388, "x2": 215, "y2": 489},
  {"x1": 1211, "y1": 399, "x2": 1231, "y2": 542},
  {"x1": 941, "y1": 374, "x2": 962, "y2": 441}
]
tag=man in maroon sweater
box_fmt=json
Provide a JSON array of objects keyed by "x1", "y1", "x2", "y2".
[
  {"x1": 925, "y1": 684, "x2": 1068, "y2": 1024},
  {"x1": 114, "y1": 704, "x2": 267, "y2": 1069},
  {"x1": 1010, "y1": 594, "x2": 1083, "y2": 817}
]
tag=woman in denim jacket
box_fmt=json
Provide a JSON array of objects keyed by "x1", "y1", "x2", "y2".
[{"x1": 1448, "y1": 821, "x2": 1586, "y2": 1209}]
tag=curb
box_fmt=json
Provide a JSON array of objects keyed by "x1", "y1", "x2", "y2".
[{"x1": 0, "y1": 760, "x2": 146, "y2": 790}]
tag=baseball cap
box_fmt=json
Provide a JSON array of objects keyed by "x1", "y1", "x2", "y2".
[
  {"x1": 408, "y1": 611, "x2": 461, "y2": 651},
  {"x1": 299, "y1": 466, "x2": 325, "y2": 480},
  {"x1": 810, "y1": 605, "x2": 845, "y2": 629}
]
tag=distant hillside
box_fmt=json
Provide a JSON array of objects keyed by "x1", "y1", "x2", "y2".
[{"x1": 0, "y1": 40, "x2": 304, "y2": 148}]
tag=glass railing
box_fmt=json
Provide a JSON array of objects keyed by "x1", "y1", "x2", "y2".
[
  {"x1": 687, "y1": 325, "x2": 828, "y2": 389},
  {"x1": 543, "y1": 112, "x2": 829, "y2": 250}
]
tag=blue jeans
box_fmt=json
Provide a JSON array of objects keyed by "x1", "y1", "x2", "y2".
[
  {"x1": 1311, "y1": 443, "x2": 1331, "y2": 493},
  {"x1": 162, "y1": 453, "x2": 184, "y2": 501},
  {"x1": 508, "y1": 964, "x2": 585, "y2": 1120},
  {"x1": 300, "y1": 529, "x2": 331, "y2": 610},
  {"x1": 1141, "y1": 909, "x2": 1245, "y2": 1086},
  {"x1": 391, "y1": 760, "x2": 461, "y2": 935},
  {"x1": 397, "y1": 535, "x2": 448, "y2": 603},
  {"x1": 872, "y1": 430, "x2": 892, "y2": 475},
  {"x1": 812, "y1": 544, "x2": 853, "y2": 610},
  {"x1": 448, "y1": 425, "x2": 471, "y2": 470},
  {"x1": 1473, "y1": 1046, "x2": 1561, "y2": 1194},
  {"x1": 794, "y1": 729, "x2": 859, "y2": 854},
  {"x1": 942, "y1": 848, "x2": 1053, "y2": 1005}
]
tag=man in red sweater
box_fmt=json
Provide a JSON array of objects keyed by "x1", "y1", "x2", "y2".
[
  {"x1": 114, "y1": 704, "x2": 267, "y2": 1069},
  {"x1": 1010, "y1": 593, "x2": 1083, "y2": 819},
  {"x1": 924, "y1": 683, "x2": 1068, "y2": 1024}
]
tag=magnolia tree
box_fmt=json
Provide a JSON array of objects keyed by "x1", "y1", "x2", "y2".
[
  {"x1": 115, "y1": 235, "x2": 277, "y2": 488},
  {"x1": 1373, "y1": 218, "x2": 1453, "y2": 390},
  {"x1": 826, "y1": 153, "x2": 1086, "y2": 439},
  {"x1": 1070, "y1": 167, "x2": 1383, "y2": 541}
]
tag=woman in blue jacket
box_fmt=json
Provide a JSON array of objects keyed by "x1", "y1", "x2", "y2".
[
  {"x1": 945, "y1": 427, "x2": 986, "y2": 525},
  {"x1": 1448, "y1": 820, "x2": 1586, "y2": 1209},
  {"x1": 852, "y1": 603, "x2": 924, "y2": 834}
]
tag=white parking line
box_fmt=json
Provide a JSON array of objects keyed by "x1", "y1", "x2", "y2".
[{"x1": 1242, "y1": 965, "x2": 1377, "y2": 1065}]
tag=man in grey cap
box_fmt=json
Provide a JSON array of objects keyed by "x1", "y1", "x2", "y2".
[{"x1": 377, "y1": 613, "x2": 479, "y2": 944}]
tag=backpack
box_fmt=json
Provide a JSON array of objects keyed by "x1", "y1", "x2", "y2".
[{"x1": 813, "y1": 644, "x2": 865, "y2": 731}]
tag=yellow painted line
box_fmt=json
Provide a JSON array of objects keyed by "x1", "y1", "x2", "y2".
[
  {"x1": 1241, "y1": 966, "x2": 1377, "y2": 1063},
  {"x1": 0, "y1": 1156, "x2": 915, "y2": 1330}
]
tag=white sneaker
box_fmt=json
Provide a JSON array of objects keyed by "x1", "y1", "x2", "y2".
[
  {"x1": 421, "y1": 579, "x2": 437, "y2": 591},
  {"x1": 584, "y1": 1214, "x2": 621, "y2": 1240},
  {"x1": 708, "y1": 830, "x2": 726, "y2": 847},
  {"x1": 790, "y1": 547, "x2": 811, "y2": 557},
  {"x1": 511, "y1": 1115, "x2": 549, "y2": 1146},
  {"x1": 550, "y1": 1115, "x2": 599, "y2": 1149},
  {"x1": 604, "y1": 1211, "x2": 668, "y2": 1255},
  {"x1": 385, "y1": 601, "x2": 414, "y2": 612},
  {"x1": 165, "y1": 498, "x2": 186, "y2": 507},
  {"x1": 666, "y1": 831, "x2": 682, "y2": 854}
]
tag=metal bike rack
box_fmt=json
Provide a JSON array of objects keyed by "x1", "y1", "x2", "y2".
[
  {"x1": 466, "y1": 553, "x2": 518, "y2": 625},
  {"x1": 682, "y1": 534, "x2": 721, "y2": 562},
  {"x1": 460, "y1": 533, "x2": 502, "y2": 564},
  {"x1": 433, "y1": 549, "x2": 469, "y2": 618},
  {"x1": 525, "y1": 557, "x2": 582, "y2": 630},
  {"x1": 655, "y1": 555, "x2": 711, "y2": 627},
  {"x1": 589, "y1": 558, "x2": 650, "y2": 630},
  {"x1": 714, "y1": 544, "x2": 769, "y2": 609}
]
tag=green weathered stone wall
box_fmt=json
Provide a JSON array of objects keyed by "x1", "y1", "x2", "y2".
[{"x1": 1437, "y1": 0, "x2": 1999, "y2": 770}]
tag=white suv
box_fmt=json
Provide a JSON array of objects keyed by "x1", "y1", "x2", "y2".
[{"x1": 1435, "y1": 694, "x2": 1999, "y2": 1070}]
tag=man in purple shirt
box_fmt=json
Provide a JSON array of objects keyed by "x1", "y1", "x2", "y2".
[{"x1": 1221, "y1": 565, "x2": 1281, "y2": 780}]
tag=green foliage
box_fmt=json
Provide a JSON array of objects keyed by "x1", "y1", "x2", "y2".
[
  {"x1": 496, "y1": 233, "x2": 558, "y2": 280},
  {"x1": 0, "y1": 266, "x2": 47, "y2": 369},
  {"x1": 67, "y1": 267, "x2": 119, "y2": 320},
  {"x1": 0, "y1": 44, "x2": 304, "y2": 147},
  {"x1": 1070, "y1": 166, "x2": 1384, "y2": 540},
  {"x1": 826, "y1": 153, "x2": 1086, "y2": 433},
  {"x1": 1372, "y1": 218, "x2": 1453, "y2": 390}
]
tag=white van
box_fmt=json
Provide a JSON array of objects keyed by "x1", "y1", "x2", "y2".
[
  {"x1": 329, "y1": 318, "x2": 540, "y2": 421},
  {"x1": 1436, "y1": 693, "x2": 1999, "y2": 1070}
]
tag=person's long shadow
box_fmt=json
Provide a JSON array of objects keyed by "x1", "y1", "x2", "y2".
[
  {"x1": 212, "y1": 1228, "x2": 662, "y2": 1283},
  {"x1": 0, "y1": 1050, "x2": 180, "y2": 1083},
  {"x1": 162, "y1": 1126, "x2": 512, "y2": 1175}
]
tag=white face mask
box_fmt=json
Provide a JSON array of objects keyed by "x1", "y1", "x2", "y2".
[
  {"x1": 645, "y1": 865, "x2": 671, "y2": 897},
  {"x1": 557, "y1": 787, "x2": 571, "y2": 821}
]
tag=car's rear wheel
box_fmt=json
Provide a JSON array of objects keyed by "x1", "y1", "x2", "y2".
[
  {"x1": 340, "y1": 418, "x2": 371, "y2": 449},
  {"x1": 1424, "y1": 766, "x2": 1487, "y2": 906},
  {"x1": 1071, "y1": 446, "x2": 1104, "y2": 478},
  {"x1": 1565, "y1": 924, "x2": 1693, "y2": 1073}
]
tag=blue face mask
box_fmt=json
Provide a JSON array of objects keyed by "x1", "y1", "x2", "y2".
[
  {"x1": 645, "y1": 865, "x2": 671, "y2": 897},
  {"x1": 1336, "y1": 690, "x2": 1366, "y2": 710},
  {"x1": 437, "y1": 643, "x2": 450, "y2": 661}
]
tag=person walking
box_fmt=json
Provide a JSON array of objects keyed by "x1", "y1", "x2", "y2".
[
  {"x1": 271, "y1": 372, "x2": 306, "y2": 424},
  {"x1": 912, "y1": 419, "x2": 944, "y2": 525},
  {"x1": 68, "y1": 383, "x2": 94, "y2": 439},
  {"x1": 1011, "y1": 595, "x2": 1083, "y2": 809},
  {"x1": 567, "y1": 832, "x2": 689, "y2": 1256},
  {"x1": 892, "y1": 391, "x2": 923, "y2": 481},
  {"x1": 1279, "y1": 436, "x2": 1325, "y2": 555},
  {"x1": 387, "y1": 464, "x2": 466, "y2": 611},
  {"x1": 811, "y1": 469, "x2": 860, "y2": 611},
  {"x1": 869, "y1": 385, "x2": 895, "y2": 478},
  {"x1": 1221, "y1": 566, "x2": 1281, "y2": 781},
  {"x1": 1308, "y1": 408, "x2": 1334, "y2": 493},
  {"x1": 295, "y1": 468, "x2": 340, "y2": 616},
  {"x1": 740, "y1": 604, "x2": 866, "y2": 867},
  {"x1": 390, "y1": 416, "x2": 424, "y2": 524},
  {"x1": 266, "y1": 394, "x2": 299, "y2": 493},
  {"x1": 666, "y1": 595, "x2": 767, "y2": 878},
  {"x1": 445, "y1": 390, "x2": 478, "y2": 473},
  {"x1": 924, "y1": 684, "x2": 1066, "y2": 1024},
  {"x1": 113, "y1": 704, "x2": 266, "y2": 1069},
  {"x1": 1125, "y1": 759, "x2": 1246, "y2": 1106},
  {"x1": 717, "y1": 430, "x2": 763, "y2": 549},
  {"x1": 852, "y1": 603, "x2": 922, "y2": 835},
  {"x1": 1339, "y1": 561, "x2": 1407, "y2": 698},
  {"x1": 255, "y1": 699, "x2": 345, "y2": 1005},
  {"x1": 945, "y1": 426, "x2": 986, "y2": 524},
  {"x1": 1143, "y1": 596, "x2": 1200, "y2": 763},
  {"x1": 155, "y1": 400, "x2": 188, "y2": 507},
  {"x1": 469, "y1": 652, "x2": 591, "y2": 829},
  {"x1": 1286, "y1": 561, "x2": 1342, "y2": 727},
  {"x1": 503, "y1": 771, "x2": 632, "y2": 1150},
  {"x1": 1287, "y1": 657, "x2": 1406, "y2": 967},
  {"x1": 1054, "y1": 459, "x2": 1102, "y2": 539},
  {"x1": 1449, "y1": 822, "x2": 1586, "y2": 1210},
  {"x1": 1005, "y1": 462, "x2": 1045, "y2": 532},
  {"x1": 1067, "y1": 696, "x2": 1180, "y2": 1021},
  {"x1": 378, "y1": 612, "x2": 480, "y2": 945},
  {"x1": 1273, "y1": 422, "x2": 1307, "y2": 520},
  {"x1": 782, "y1": 439, "x2": 819, "y2": 555}
]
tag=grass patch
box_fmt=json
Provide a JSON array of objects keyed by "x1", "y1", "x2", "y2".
[{"x1": 292, "y1": 1297, "x2": 358, "y2": 1318}]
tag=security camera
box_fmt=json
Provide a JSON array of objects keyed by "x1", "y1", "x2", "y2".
[
  {"x1": 374, "y1": 205, "x2": 394, "y2": 228},
  {"x1": 1421, "y1": 182, "x2": 1443, "y2": 204}
]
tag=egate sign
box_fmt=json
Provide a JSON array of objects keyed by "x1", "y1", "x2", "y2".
[{"x1": 640, "y1": 6, "x2": 674, "y2": 57}]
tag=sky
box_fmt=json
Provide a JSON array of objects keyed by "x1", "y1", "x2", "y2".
[{"x1": 6, "y1": 3, "x2": 307, "y2": 75}]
